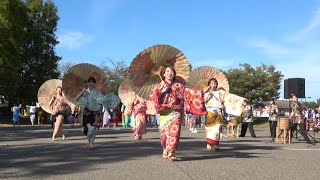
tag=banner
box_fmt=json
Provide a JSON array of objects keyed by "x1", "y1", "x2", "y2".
[{"x1": 223, "y1": 92, "x2": 245, "y2": 116}]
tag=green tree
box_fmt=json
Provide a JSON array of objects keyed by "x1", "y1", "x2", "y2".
[
  {"x1": 0, "y1": 0, "x2": 27, "y2": 101},
  {"x1": 225, "y1": 63, "x2": 283, "y2": 104},
  {"x1": 304, "y1": 101, "x2": 318, "y2": 109},
  {"x1": 17, "y1": 0, "x2": 60, "y2": 102},
  {"x1": 303, "y1": 98, "x2": 320, "y2": 109}
]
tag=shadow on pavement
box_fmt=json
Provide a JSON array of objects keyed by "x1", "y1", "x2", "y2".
[{"x1": 0, "y1": 126, "x2": 282, "y2": 179}]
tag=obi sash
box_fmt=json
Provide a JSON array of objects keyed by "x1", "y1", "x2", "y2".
[{"x1": 159, "y1": 109, "x2": 180, "y2": 131}]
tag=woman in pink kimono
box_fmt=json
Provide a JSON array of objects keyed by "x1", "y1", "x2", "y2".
[
  {"x1": 150, "y1": 66, "x2": 206, "y2": 161},
  {"x1": 132, "y1": 95, "x2": 147, "y2": 140}
]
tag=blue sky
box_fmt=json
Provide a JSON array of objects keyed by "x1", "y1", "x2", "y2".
[{"x1": 54, "y1": 0, "x2": 320, "y2": 101}]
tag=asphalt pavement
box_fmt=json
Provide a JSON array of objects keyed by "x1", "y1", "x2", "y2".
[{"x1": 1, "y1": 124, "x2": 320, "y2": 180}]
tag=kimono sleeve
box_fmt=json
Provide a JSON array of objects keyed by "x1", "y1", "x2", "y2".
[
  {"x1": 149, "y1": 84, "x2": 164, "y2": 113},
  {"x1": 77, "y1": 92, "x2": 89, "y2": 108},
  {"x1": 104, "y1": 93, "x2": 120, "y2": 109},
  {"x1": 184, "y1": 88, "x2": 207, "y2": 115},
  {"x1": 95, "y1": 92, "x2": 120, "y2": 110}
]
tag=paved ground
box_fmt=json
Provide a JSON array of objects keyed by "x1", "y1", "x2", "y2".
[{"x1": 1, "y1": 124, "x2": 320, "y2": 180}]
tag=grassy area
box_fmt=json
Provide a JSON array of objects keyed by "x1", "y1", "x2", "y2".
[
  {"x1": 254, "y1": 121, "x2": 269, "y2": 128},
  {"x1": 225, "y1": 116, "x2": 269, "y2": 128},
  {"x1": 253, "y1": 117, "x2": 269, "y2": 128}
]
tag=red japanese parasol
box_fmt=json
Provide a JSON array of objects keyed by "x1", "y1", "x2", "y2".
[
  {"x1": 186, "y1": 66, "x2": 229, "y2": 92},
  {"x1": 62, "y1": 63, "x2": 108, "y2": 104},
  {"x1": 119, "y1": 78, "x2": 156, "y2": 114},
  {"x1": 37, "y1": 79, "x2": 62, "y2": 114},
  {"x1": 128, "y1": 44, "x2": 191, "y2": 100},
  {"x1": 118, "y1": 79, "x2": 136, "y2": 106}
]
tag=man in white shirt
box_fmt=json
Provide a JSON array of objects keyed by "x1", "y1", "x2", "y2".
[{"x1": 76, "y1": 77, "x2": 118, "y2": 149}]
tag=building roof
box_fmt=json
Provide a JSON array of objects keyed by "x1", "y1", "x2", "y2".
[{"x1": 262, "y1": 100, "x2": 291, "y2": 109}]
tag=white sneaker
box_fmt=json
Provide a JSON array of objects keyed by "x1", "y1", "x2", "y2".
[{"x1": 192, "y1": 128, "x2": 198, "y2": 133}]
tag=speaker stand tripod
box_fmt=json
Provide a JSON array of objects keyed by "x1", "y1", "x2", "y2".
[
  {"x1": 291, "y1": 124, "x2": 317, "y2": 146},
  {"x1": 306, "y1": 128, "x2": 317, "y2": 147},
  {"x1": 296, "y1": 127, "x2": 317, "y2": 146}
]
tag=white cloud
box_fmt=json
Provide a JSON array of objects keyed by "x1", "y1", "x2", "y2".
[
  {"x1": 303, "y1": 7, "x2": 320, "y2": 33},
  {"x1": 58, "y1": 32, "x2": 94, "y2": 50},
  {"x1": 243, "y1": 7, "x2": 320, "y2": 101},
  {"x1": 287, "y1": 7, "x2": 320, "y2": 42},
  {"x1": 246, "y1": 38, "x2": 296, "y2": 57}
]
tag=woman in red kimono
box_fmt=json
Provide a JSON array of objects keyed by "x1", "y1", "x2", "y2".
[{"x1": 150, "y1": 66, "x2": 206, "y2": 161}]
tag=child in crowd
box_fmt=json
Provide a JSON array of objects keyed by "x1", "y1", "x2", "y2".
[
  {"x1": 11, "y1": 104, "x2": 20, "y2": 127},
  {"x1": 102, "y1": 106, "x2": 111, "y2": 128},
  {"x1": 110, "y1": 109, "x2": 119, "y2": 127}
]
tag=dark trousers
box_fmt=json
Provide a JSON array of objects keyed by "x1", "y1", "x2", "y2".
[
  {"x1": 290, "y1": 123, "x2": 311, "y2": 143},
  {"x1": 83, "y1": 112, "x2": 96, "y2": 127},
  {"x1": 269, "y1": 121, "x2": 277, "y2": 139},
  {"x1": 240, "y1": 122, "x2": 256, "y2": 138}
]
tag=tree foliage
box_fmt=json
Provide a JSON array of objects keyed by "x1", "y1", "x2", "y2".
[
  {"x1": 225, "y1": 63, "x2": 283, "y2": 104},
  {"x1": 0, "y1": 0, "x2": 28, "y2": 99},
  {"x1": 16, "y1": 0, "x2": 60, "y2": 103},
  {"x1": 303, "y1": 98, "x2": 320, "y2": 109}
]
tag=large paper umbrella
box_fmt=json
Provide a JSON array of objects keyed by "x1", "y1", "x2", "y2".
[
  {"x1": 128, "y1": 44, "x2": 191, "y2": 100},
  {"x1": 186, "y1": 66, "x2": 229, "y2": 92},
  {"x1": 118, "y1": 79, "x2": 136, "y2": 106},
  {"x1": 62, "y1": 63, "x2": 108, "y2": 104},
  {"x1": 37, "y1": 79, "x2": 62, "y2": 114}
]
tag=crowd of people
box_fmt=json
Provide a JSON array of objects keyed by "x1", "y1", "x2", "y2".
[
  {"x1": 8, "y1": 65, "x2": 319, "y2": 160},
  {"x1": 10, "y1": 101, "x2": 46, "y2": 127}
]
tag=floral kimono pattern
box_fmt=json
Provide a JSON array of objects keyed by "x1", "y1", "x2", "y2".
[
  {"x1": 133, "y1": 96, "x2": 147, "y2": 138},
  {"x1": 204, "y1": 91, "x2": 224, "y2": 148},
  {"x1": 150, "y1": 81, "x2": 206, "y2": 153}
]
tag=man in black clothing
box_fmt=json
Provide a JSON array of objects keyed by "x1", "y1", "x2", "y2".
[{"x1": 239, "y1": 99, "x2": 256, "y2": 138}]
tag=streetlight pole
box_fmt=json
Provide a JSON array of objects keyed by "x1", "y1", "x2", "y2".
[
  {"x1": 304, "y1": 97, "x2": 311, "y2": 103},
  {"x1": 304, "y1": 97, "x2": 311, "y2": 108}
]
